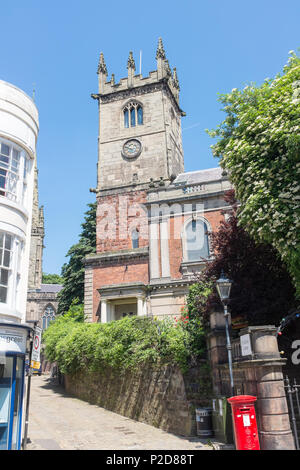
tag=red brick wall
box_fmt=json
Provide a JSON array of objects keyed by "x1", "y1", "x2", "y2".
[
  {"x1": 96, "y1": 190, "x2": 148, "y2": 253},
  {"x1": 92, "y1": 259, "x2": 149, "y2": 322}
]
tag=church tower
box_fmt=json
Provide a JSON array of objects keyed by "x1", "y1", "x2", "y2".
[
  {"x1": 27, "y1": 157, "x2": 44, "y2": 290},
  {"x1": 85, "y1": 39, "x2": 186, "y2": 322},
  {"x1": 92, "y1": 38, "x2": 185, "y2": 192},
  {"x1": 84, "y1": 39, "x2": 231, "y2": 324}
]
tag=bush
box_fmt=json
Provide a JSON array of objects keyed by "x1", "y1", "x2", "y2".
[{"x1": 43, "y1": 314, "x2": 206, "y2": 375}]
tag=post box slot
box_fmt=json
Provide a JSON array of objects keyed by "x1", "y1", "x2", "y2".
[{"x1": 239, "y1": 407, "x2": 251, "y2": 412}]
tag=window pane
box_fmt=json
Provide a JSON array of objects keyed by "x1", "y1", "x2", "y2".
[
  {"x1": 132, "y1": 230, "x2": 139, "y2": 249},
  {"x1": 0, "y1": 156, "x2": 9, "y2": 166},
  {"x1": 0, "y1": 269, "x2": 8, "y2": 285},
  {"x1": 4, "y1": 235, "x2": 11, "y2": 250},
  {"x1": 186, "y1": 220, "x2": 209, "y2": 261},
  {"x1": 130, "y1": 108, "x2": 136, "y2": 127},
  {"x1": 1, "y1": 144, "x2": 10, "y2": 156},
  {"x1": 0, "y1": 286, "x2": 7, "y2": 303},
  {"x1": 137, "y1": 106, "x2": 143, "y2": 125},
  {"x1": 124, "y1": 109, "x2": 129, "y2": 128},
  {"x1": 3, "y1": 251, "x2": 10, "y2": 268},
  {"x1": 12, "y1": 149, "x2": 20, "y2": 160}
]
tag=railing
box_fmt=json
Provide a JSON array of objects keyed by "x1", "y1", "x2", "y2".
[
  {"x1": 285, "y1": 376, "x2": 300, "y2": 450},
  {"x1": 183, "y1": 184, "x2": 206, "y2": 194}
]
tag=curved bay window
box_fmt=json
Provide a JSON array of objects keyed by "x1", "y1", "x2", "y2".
[
  {"x1": 124, "y1": 102, "x2": 143, "y2": 128},
  {"x1": 185, "y1": 219, "x2": 210, "y2": 261},
  {"x1": 0, "y1": 233, "x2": 12, "y2": 304},
  {"x1": 42, "y1": 305, "x2": 56, "y2": 330},
  {"x1": 0, "y1": 139, "x2": 31, "y2": 204}
]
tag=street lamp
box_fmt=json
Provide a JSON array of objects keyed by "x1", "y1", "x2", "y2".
[{"x1": 216, "y1": 271, "x2": 235, "y2": 397}]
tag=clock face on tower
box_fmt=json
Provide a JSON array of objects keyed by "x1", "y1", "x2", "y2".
[{"x1": 122, "y1": 139, "x2": 142, "y2": 159}]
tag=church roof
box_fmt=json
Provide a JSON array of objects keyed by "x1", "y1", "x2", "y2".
[
  {"x1": 173, "y1": 167, "x2": 223, "y2": 185},
  {"x1": 40, "y1": 283, "x2": 63, "y2": 293}
]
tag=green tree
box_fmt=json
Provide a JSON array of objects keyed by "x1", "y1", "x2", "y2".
[
  {"x1": 57, "y1": 202, "x2": 96, "y2": 314},
  {"x1": 208, "y1": 51, "x2": 300, "y2": 297},
  {"x1": 42, "y1": 273, "x2": 64, "y2": 284}
]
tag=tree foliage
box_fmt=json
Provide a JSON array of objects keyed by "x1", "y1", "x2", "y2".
[
  {"x1": 43, "y1": 313, "x2": 206, "y2": 375},
  {"x1": 57, "y1": 202, "x2": 96, "y2": 314},
  {"x1": 208, "y1": 51, "x2": 300, "y2": 297},
  {"x1": 42, "y1": 273, "x2": 64, "y2": 284},
  {"x1": 188, "y1": 190, "x2": 297, "y2": 327}
]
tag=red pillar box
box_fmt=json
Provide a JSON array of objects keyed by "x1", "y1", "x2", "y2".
[{"x1": 227, "y1": 395, "x2": 260, "y2": 450}]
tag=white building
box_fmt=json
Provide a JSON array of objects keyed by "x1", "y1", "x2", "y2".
[
  {"x1": 0, "y1": 80, "x2": 39, "y2": 324},
  {"x1": 0, "y1": 80, "x2": 39, "y2": 450}
]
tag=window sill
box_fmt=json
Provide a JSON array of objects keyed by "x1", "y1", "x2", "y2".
[{"x1": 180, "y1": 259, "x2": 212, "y2": 278}]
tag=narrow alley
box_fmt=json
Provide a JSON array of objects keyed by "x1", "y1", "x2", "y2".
[{"x1": 25, "y1": 375, "x2": 212, "y2": 451}]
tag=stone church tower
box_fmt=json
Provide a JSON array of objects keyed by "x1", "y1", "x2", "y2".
[
  {"x1": 26, "y1": 157, "x2": 62, "y2": 330},
  {"x1": 28, "y1": 158, "x2": 45, "y2": 290},
  {"x1": 93, "y1": 38, "x2": 185, "y2": 193},
  {"x1": 84, "y1": 39, "x2": 231, "y2": 323}
]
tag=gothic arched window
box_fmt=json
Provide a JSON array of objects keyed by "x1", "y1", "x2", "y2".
[
  {"x1": 123, "y1": 102, "x2": 143, "y2": 128},
  {"x1": 184, "y1": 219, "x2": 210, "y2": 261},
  {"x1": 132, "y1": 229, "x2": 139, "y2": 249},
  {"x1": 42, "y1": 305, "x2": 56, "y2": 330}
]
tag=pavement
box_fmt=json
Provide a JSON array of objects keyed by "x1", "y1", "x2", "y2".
[{"x1": 24, "y1": 374, "x2": 216, "y2": 451}]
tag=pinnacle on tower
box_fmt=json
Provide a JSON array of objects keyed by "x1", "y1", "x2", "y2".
[
  {"x1": 164, "y1": 59, "x2": 172, "y2": 78},
  {"x1": 156, "y1": 37, "x2": 166, "y2": 60},
  {"x1": 127, "y1": 51, "x2": 136, "y2": 71},
  {"x1": 173, "y1": 67, "x2": 180, "y2": 90},
  {"x1": 97, "y1": 52, "x2": 108, "y2": 75}
]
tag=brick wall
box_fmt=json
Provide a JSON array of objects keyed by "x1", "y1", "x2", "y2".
[
  {"x1": 92, "y1": 259, "x2": 149, "y2": 321},
  {"x1": 96, "y1": 190, "x2": 148, "y2": 253}
]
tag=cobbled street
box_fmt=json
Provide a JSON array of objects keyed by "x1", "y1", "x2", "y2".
[{"x1": 25, "y1": 375, "x2": 212, "y2": 451}]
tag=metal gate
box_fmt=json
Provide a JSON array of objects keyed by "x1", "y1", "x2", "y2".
[{"x1": 285, "y1": 376, "x2": 300, "y2": 450}]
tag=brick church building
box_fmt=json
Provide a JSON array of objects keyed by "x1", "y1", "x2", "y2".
[{"x1": 84, "y1": 39, "x2": 231, "y2": 323}]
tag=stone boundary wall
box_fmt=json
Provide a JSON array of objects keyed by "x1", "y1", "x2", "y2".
[{"x1": 64, "y1": 362, "x2": 211, "y2": 437}]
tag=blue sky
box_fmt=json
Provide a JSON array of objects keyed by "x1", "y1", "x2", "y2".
[{"x1": 1, "y1": 1, "x2": 299, "y2": 274}]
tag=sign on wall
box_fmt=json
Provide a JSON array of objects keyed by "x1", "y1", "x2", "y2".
[
  {"x1": 31, "y1": 326, "x2": 42, "y2": 368},
  {"x1": 0, "y1": 326, "x2": 27, "y2": 354},
  {"x1": 240, "y1": 333, "x2": 252, "y2": 356}
]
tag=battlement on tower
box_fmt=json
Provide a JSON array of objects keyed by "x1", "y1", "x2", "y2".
[{"x1": 94, "y1": 39, "x2": 181, "y2": 109}]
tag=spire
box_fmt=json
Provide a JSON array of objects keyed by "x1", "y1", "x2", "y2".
[
  {"x1": 164, "y1": 59, "x2": 172, "y2": 78},
  {"x1": 156, "y1": 37, "x2": 166, "y2": 60},
  {"x1": 127, "y1": 51, "x2": 136, "y2": 87},
  {"x1": 127, "y1": 51, "x2": 136, "y2": 71},
  {"x1": 97, "y1": 52, "x2": 108, "y2": 75},
  {"x1": 156, "y1": 37, "x2": 168, "y2": 79},
  {"x1": 173, "y1": 67, "x2": 180, "y2": 90}
]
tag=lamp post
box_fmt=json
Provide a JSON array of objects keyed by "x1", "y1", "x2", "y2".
[{"x1": 216, "y1": 271, "x2": 234, "y2": 397}]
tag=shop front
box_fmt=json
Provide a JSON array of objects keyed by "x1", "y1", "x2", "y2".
[{"x1": 0, "y1": 322, "x2": 31, "y2": 450}]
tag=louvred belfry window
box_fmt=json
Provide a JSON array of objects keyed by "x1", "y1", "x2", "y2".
[{"x1": 124, "y1": 102, "x2": 143, "y2": 128}]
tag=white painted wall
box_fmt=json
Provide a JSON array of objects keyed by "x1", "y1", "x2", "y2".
[{"x1": 0, "y1": 80, "x2": 39, "y2": 323}]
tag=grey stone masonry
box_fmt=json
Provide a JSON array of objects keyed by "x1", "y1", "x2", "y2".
[{"x1": 92, "y1": 39, "x2": 185, "y2": 193}]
